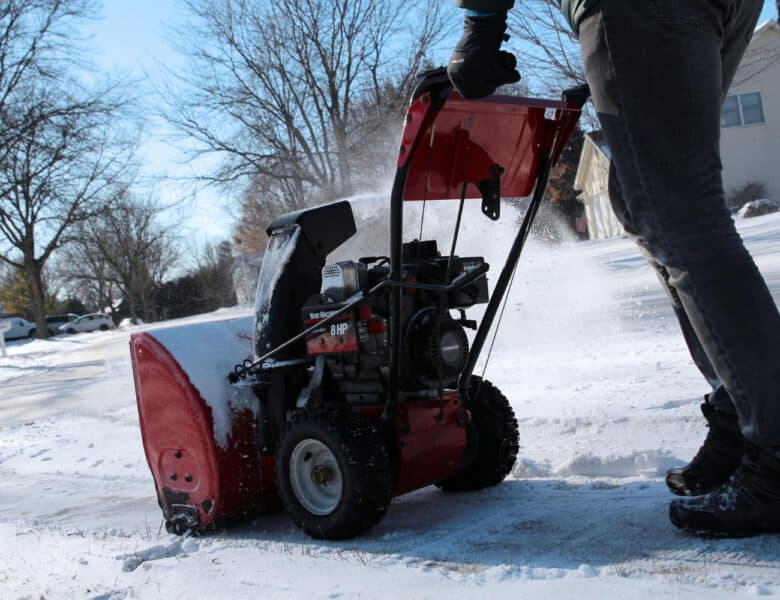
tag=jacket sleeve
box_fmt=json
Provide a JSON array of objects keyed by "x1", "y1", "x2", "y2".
[{"x1": 453, "y1": 0, "x2": 515, "y2": 10}]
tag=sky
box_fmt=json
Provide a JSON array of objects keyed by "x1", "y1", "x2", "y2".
[
  {"x1": 87, "y1": 0, "x2": 780, "y2": 245},
  {"x1": 89, "y1": 1, "x2": 227, "y2": 245}
]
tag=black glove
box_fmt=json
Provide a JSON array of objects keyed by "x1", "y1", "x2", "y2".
[{"x1": 447, "y1": 13, "x2": 521, "y2": 100}]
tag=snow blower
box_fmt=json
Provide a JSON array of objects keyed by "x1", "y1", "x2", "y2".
[{"x1": 130, "y1": 68, "x2": 588, "y2": 540}]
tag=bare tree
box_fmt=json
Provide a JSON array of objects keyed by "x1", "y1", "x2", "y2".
[
  {"x1": 509, "y1": 0, "x2": 585, "y2": 96},
  {"x1": 164, "y1": 0, "x2": 450, "y2": 201},
  {"x1": 0, "y1": 1, "x2": 95, "y2": 149},
  {"x1": 55, "y1": 221, "x2": 121, "y2": 317},
  {"x1": 61, "y1": 192, "x2": 179, "y2": 323},
  {"x1": 0, "y1": 0, "x2": 137, "y2": 337},
  {"x1": 0, "y1": 87, "x2": 134, "y2": 336}
]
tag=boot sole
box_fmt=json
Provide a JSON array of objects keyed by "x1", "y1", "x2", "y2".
[{"x1": 669, "y1": 503, "x2": 780, "y2": 538}]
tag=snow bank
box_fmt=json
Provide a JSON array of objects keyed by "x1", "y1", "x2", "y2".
[{"x1": 554, "y1": 449, "x2": 685, "y2": 479}]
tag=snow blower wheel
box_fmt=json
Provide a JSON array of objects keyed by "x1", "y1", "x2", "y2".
[
  {"x1": 438, "y1": 377, "x2": 519, "y2": 492},
  {"x1": 276, "y1": 408, "x2": 393, "y2": 540}
]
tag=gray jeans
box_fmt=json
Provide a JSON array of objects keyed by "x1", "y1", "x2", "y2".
[{"x1": 578, "y1": 0, "x2": 779, "y2": 450}]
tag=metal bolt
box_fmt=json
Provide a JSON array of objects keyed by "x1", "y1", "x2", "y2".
[
  {"x1": 184, "y1": 473, "x2": 193, "y2": 482},
  {"x1": 311, "y1": 466, "x2": 333, "y2": 485},
  {"x1": 169, "y1": 473, "x2": 177, "y2": 481},
  {"x1": 174, "y1": 450, "x2": 182, "y2": 459}
]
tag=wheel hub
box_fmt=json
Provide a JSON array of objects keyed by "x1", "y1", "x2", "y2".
[
  {"x1": 310, "y1": 465, "x2": 334, "y2": 485},
  {"x1": 289, "y1": 439, "x2": 343, "y2": 516}
]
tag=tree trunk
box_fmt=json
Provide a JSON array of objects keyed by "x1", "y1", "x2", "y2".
[
  {"x1": 24, "y1": 256, "x2": 48, "y2": 339},
  {"x1": 128, "y1": 287, "x2": 138, "y2": 324}
]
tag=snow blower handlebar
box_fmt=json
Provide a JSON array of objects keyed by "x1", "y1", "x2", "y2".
[
  {"x1": 384, "y1": 68, "x2": 589, "y2": 422},
  {"x1": 233, "y1": 67, "x2": 588, "y2": 427}
]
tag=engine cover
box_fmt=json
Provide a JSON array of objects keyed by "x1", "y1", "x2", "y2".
[
  {"x1": 406, "y1": 308, "x2": 469, "y2": 383},
  {"x1": 321, "y1": 261, "x2": 367, "y2": 301}
]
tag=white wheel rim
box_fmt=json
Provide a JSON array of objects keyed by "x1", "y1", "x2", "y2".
[{"x1": 289, "y1": 439, "x2": 343, "y2": 516}]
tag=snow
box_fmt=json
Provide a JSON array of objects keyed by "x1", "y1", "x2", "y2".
[
  {"x1": 3, "y1": 210, "x2": 780, "y2": 598},
  {"x1": 253, "y1": 225, "x2": 302, "y2": 352},
  {"x1": 145, "y1": 315, "x2": 254, "y2": 447}
]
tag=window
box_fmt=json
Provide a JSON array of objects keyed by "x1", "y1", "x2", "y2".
[
  {"x1": 740, "y1": 93, "x2": 764, "y2": 125},
  {"x1": 721, "y1": 92, "x2": 765, "y2": 127}
]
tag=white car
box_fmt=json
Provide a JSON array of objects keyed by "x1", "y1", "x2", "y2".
[
  {"x1": 0, "y1": 317, "x2": 37, "y2": 340},
  {"x1": 59, "y1": 313, "x2": 115, "y2": 334}
]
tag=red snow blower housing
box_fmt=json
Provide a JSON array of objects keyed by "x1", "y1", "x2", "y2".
[{"x1": 130, "y1": 68, "x2": 587, "y2": 539}]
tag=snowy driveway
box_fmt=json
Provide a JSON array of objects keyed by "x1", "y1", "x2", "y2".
[{"x1": 2, "y1": 210, "x2": 780, "y2": 598}]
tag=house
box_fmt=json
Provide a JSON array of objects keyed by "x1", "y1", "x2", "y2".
[
  {"x1": 720, "y1": 20, "x2": 780, "y2": 202},
  {"x1": 573, "y1": 131, "x2": 623, "y2": 240},
  {"x1": 575, "y1": 20, "x2": 780, "y2": 240}
]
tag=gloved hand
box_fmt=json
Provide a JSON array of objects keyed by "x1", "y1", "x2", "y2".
[{"x1": 447, "y1": 13, "x2": 521, "y2": 100}]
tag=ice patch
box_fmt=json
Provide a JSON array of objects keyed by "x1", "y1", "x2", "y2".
[
  {"x1": 119, "y1": 538, "x2": 200, "y2": 572},
  {"x1": 554, "y1": 449, "x2": 685, "y2": 478},
  {"x1": 750, "y1": 584, "x2": 772, "y2": 596}
]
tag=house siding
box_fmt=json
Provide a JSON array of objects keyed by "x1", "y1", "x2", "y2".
[
  {"x1": 575, "y1": 135, "x2": 624, "y2": 240},
  {"x1": 720, "y1": 24, "x2": 780, "y2": 203}
]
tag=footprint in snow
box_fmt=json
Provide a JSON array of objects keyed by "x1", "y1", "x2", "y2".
[
  {"x1": 91, "y1": 459, "x2": 104, "y2": 467},
  {"x1": 29, "y1": 448, "x2": 50, "y2": 459}
]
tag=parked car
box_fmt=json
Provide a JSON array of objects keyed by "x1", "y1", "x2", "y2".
[
  {"x1": 59, "y1": 313, "x2": 115, "y2": 334},
  {"x1": 737, "y1": 199, "x2": 779, "y2": 219},
  {"x1": 45, "y1": 313, "x2": 80, "y2": 336},
  {"x1": 0, "y1": 317, "x2": 37, "y2": 340}
]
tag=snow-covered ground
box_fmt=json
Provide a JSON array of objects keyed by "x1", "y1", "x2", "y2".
[{"x1": 2, "y1": 209, "x2": 780, "y2": 599}]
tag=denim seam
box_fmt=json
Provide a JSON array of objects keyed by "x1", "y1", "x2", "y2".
[
  {"x1": 600, "y1": 1, "x2": 750, "y2": 411},
  {"x1": 647, "y1": 0, "x2": 702, "y2": 27}
]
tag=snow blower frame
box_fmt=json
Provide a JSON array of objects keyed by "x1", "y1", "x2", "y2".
[{"x1": 130, "y1": 68, "x2": 588, "y2": 540}]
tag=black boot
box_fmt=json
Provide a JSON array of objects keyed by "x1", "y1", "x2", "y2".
[
  {"x1": 665, "y1": 401, "x2": 743, "y2": 496},
  {"x1": 669, "y1": 443, "x2": 780, "y2": 538}
]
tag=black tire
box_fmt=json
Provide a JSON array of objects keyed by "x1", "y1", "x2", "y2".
[
  {"x1": 438, "y1": 377, "x2": 519, "y2": 492},
  {"x1": 99, "y1": 324, "x2": 109, "y2": 331},
  {"x1": 28, "y1": 329, "x2": 36, "y2": 339},
  {"x1": 66, "y1": 328, "x2": 76, "y2": 334},
  {"x1": 276, "y1": 407, "x2": 393, "y2": 540}
]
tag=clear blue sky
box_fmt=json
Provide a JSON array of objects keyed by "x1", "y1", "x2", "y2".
[{"x1": 88, "y1": 0, "x2": 779, "y2": 243}]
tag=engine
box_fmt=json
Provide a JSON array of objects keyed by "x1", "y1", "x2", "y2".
[{"x1": 301, "y1": 239, "x2": 489, "y2": 403}]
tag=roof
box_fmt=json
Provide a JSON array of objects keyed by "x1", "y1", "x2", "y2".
[
  {"x1": 754, "y1": 20, "x2": 780, "y2": 36},
  {"x1": 586, "y1": 130, "x2": 611, "y2": 161}
]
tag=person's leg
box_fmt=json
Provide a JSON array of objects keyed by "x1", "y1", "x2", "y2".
[
  {"x1": 608, "y1": 156, "x2": 743, "y2": 497},
  {"x1": 579, "y1": 0, "x2": 780, "y2": 536},
  {"x1": 609, "y1": 165, "x2": 729, "y2": 403},
  {"x1": 580, "y1": 0, "x2": 776, "y2": 449}
]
